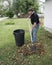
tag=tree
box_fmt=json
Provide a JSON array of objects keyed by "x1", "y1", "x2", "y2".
[
  {"x1": 13, "y1": 0, "x2": 39, "y2": 15},
  {"x1": 0, "y1": 0, "x2": 12, "y2": 16},
  {"x1": 0, "y1": 0, "x2": 4, "y2": 17},
  {"x1": 0, "y1": 0, "x2": 13, "y2": 17}
]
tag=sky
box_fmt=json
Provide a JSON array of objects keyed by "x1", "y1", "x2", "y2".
[{"x1": 40, "y1": 0, "x2": 45, "y2": 2}]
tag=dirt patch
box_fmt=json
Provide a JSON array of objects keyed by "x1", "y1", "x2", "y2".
[
  {"x1": 18, "y1": 43, "x2": 45, "y2": 56},
  {"x1": 5, "y1": 22, "x2": 15, "y2": 25}
]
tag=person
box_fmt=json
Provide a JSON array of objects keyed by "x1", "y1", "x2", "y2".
[{"x1": 28, "y1": 8, "x2": 40, "y2": 44}]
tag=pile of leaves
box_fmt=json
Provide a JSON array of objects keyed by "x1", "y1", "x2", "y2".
[{"x1": 18, "y1": 43, "x2": 45, "y2": 56}]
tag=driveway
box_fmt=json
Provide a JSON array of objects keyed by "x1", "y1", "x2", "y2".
[{"x1": 0, "y1": 17, "x2": 8, "y2": 21}]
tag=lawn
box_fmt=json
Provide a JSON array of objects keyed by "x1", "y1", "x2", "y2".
[{"x1": 0, "y1": 18, "x2": 52, "y2": 65}]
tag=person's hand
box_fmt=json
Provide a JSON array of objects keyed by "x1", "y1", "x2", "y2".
[
  {"x1": 39, "y1": 21, "x2": 43, "y2": 26},
  {"x1": 32, "y1": 22, "x2": 36, "y2": 29}
]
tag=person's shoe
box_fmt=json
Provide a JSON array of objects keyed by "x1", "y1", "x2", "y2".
[{"x1": 30, "y1": 45, "x2": 36, "y2": 51}]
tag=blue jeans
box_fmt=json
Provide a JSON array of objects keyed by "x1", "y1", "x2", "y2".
[{"x1": 32, "y1": 23, "x2": 39, "y2": 43}]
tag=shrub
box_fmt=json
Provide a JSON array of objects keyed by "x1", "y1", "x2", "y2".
[{"x1": 6, "y1": 10, "x2": 14, "y2": 18}]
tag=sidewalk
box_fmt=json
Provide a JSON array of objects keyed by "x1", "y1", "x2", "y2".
[{"x1": 0, "y1": 17, "x2": 8, "y2": 21}]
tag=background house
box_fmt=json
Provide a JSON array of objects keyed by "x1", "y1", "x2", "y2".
[{"x1": 44, "y1": 0, "x2": 52, "y2": 33}]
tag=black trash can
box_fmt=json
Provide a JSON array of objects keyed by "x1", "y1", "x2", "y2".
[{"x1": 13, "y1": 29, "x2": 25, "y2": 47}]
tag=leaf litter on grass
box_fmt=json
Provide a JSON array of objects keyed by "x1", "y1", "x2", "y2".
[{"x1": 17, "y1": 43, "x2": 45, "y2": 56}]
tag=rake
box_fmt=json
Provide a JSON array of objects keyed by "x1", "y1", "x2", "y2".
[{"x1": 27, "y1": 18, "x2": 32, "y2": 43}]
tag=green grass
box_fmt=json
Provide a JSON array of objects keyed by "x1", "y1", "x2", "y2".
[{"x1": 0, "y1": 18, "x2": 52, "y2": 65}]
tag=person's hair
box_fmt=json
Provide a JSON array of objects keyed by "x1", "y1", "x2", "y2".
[{"x1": 28, "y1": 8, "x2": 34, "y2": 12}]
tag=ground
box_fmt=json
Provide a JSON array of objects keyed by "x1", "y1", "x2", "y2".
[{"x1": 0, "y1": 18, "x2": 52, "y2": 65}]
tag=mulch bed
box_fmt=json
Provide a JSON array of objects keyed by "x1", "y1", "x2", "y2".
[{"x1": 18, "y1": 43, "x2": 45, "y2": 56}]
